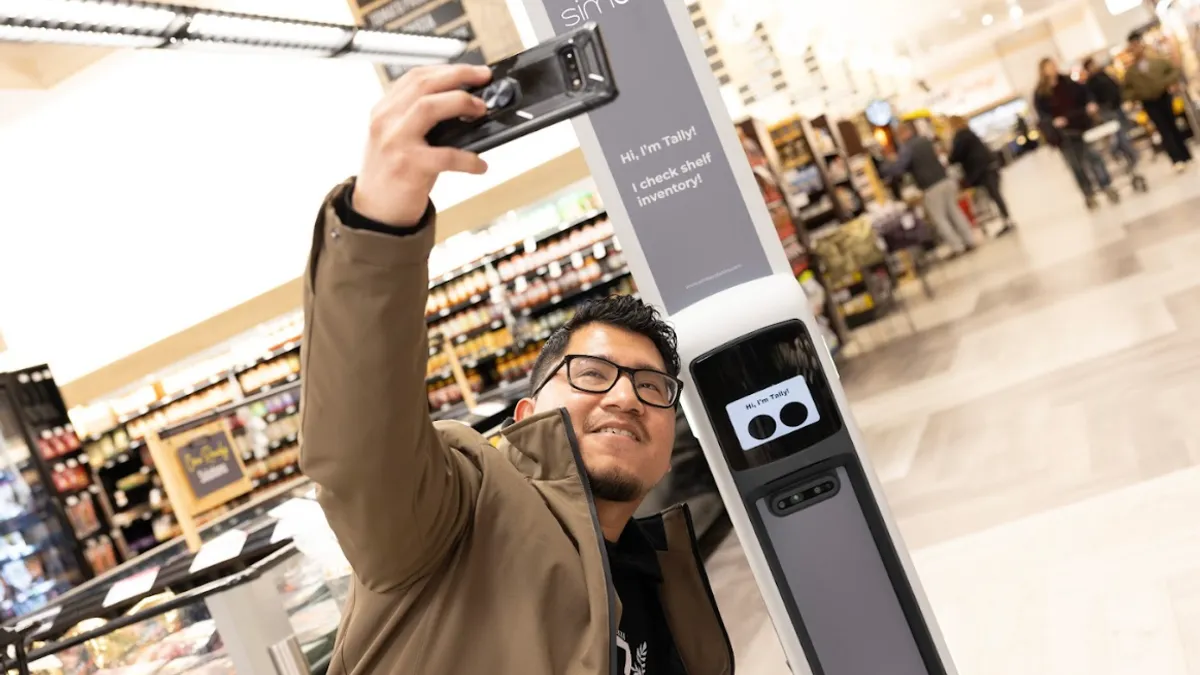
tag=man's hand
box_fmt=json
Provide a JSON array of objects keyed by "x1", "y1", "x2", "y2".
[
  {"x1": 1086, "y1": 102, "x2": 1098, "y2": 116},
  {"x1": 1053, "y1": 117, "x2": 1069, "y2": 129},
  {"x1": 353, "y1": 64, "x2": 494, "y2": 228}
]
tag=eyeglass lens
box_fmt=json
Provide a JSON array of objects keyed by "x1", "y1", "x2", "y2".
[{"x1": 566, "y1": 356, "x2": 678, "y2": 407}]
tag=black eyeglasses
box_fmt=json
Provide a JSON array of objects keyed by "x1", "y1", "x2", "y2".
[{"x1": 532, "y1": 355, "x2": 683, "y2": 408}]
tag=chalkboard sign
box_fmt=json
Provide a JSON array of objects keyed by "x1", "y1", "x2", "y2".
[{"x1": 176, "y1": 430, "x2": 245, "y2": 500}]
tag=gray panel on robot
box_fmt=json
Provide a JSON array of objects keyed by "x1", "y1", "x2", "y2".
[{"x1": 754, "y1": 467, "x2": 928, "y2": 675}]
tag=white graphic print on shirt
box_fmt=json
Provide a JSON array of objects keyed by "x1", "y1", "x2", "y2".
[{"x1": 616, "y1": 631, "x2": 649, "y2": 675}]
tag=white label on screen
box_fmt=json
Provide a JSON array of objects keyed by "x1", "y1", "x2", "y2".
[{"x1": 724, "y1": 375, "x2": 821, "y2": 451}]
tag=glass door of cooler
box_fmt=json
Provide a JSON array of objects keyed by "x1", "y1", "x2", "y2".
[{"x1": 0, "y1": 382, "x2": 87, "y2": 620}]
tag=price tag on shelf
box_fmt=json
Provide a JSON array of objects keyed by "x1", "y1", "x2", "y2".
[
  {"x1": 470, "y1": 294, "x2": 481, "y2": 303},
  {"x1": 439, "y1": 308, "x2": 450, "y2": 317},
  {"x1": 104, "y1": 567, "x2": 159, "y2": 607},
  {"x1": 593, "y1": 243, "x2": 607, "y2": 260},
  {"x1": 523, "y1": 236, "x2": 537, "y2": 254},
  {"x1": 549, "y1": 262, "x2": 562, "y2": 278},
  {"x1": 189, "y1": 529, "x2": 248, "y2": 574},
  {"x1": 14, "y1": 605, "x2": 62, "y2": 634},
  {"x1": 285, "y1": 405, "x2": 297, "y2": 415},
  {"x1": 901, "y1": 214, "x2": 916, "y2": 230},
  {"x1": 570, "y1": 251, "x2": 585, "y2": 269}
]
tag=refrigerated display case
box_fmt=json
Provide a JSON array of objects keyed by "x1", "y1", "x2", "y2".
[{"x1": 7, "y1": 481, "x2": 345, "y2": 675}]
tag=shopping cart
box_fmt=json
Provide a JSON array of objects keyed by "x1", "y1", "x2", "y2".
[{"x1": 1082, "y1": 119, "x2": 1149, "y2": 194}]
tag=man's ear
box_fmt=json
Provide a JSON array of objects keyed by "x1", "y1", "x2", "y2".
[{"x1": 514, "y1": 397, "x2": 536, "y2": 422}]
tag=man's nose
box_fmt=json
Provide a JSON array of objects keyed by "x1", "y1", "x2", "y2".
[{"x1": 601, "y1": 373, "x2": 643, "y2": 413}]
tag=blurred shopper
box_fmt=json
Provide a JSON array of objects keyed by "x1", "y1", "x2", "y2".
[
  {"x1": 1034, "y1": 57, "x2": 1118, "y2": 209},
  {"x1": 300, "y1": 64, "x2": 730, "y2": 675},
  {"x1": 1082, "y1": 57, "x2": 1139, "y2": 169},
  {"x1": 883, "y1": 122, "x2": 977, "y2": 256},
  {"x1": 1124, "y1": 30, "x2": 1191, "y2": 171},
  {"x1": 948, "y1": 116, "x2": 1016, "y2": 236}
]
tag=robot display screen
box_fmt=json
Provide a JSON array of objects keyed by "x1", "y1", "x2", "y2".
[{"x1": 691, "y1": 320, "x2": 843, "y2": 471}]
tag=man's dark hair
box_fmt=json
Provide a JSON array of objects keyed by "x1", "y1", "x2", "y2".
[
  {"x1": 1083, "y1": 57, "x2": 1096, "y2": 71},
  {"x1": 1128, "y1": 28, "x2": 1144, "y2": 44},
  {"x1": 528, "y1": 295, "x2": 680, "y2": 396}
]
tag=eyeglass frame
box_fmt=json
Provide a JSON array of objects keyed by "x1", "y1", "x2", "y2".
[{"x1": 530, "y1": 354, "x2": 684, "y2": 408}]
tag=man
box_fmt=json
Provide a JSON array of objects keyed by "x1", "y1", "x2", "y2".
[
  {"x1": 884, "y1": 122, "x2": 976, "y2": 256},
  {"x1": 1083, "y1": 56, "x2": 1138, "y2": 170},
  {"x1": 1123, "y1": 30, "x2": 1191, "y2": 171},
  {"x1": 300, "y1": 64, "x2": 731, "y2": 675}
]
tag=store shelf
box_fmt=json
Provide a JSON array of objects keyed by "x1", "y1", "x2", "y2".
[
  {"x1": 517, "y1": 269, "x2": 632, "y2": 318},
  {"x1": 504, "y1": 235, "x2": 618, "y2": 285},
  {"x1": 425, "y1": 292, "x2": 490, "y2": 324},
  {"x1": 427, "y1": 209, "x2": 608, "y2": 289}
]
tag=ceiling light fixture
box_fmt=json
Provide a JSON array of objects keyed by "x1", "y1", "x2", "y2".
[
  {"x1": 0, "y1": 0, "x2": 466, "y2": 66},
  {"x1": 982, "y1": 13, "x2": 995, "y2": 26},
  {"x1": 1009, "y1": 4, "x2": 1025, "y2": 20}
]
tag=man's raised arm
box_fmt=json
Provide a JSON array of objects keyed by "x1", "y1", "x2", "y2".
[{"x1": 299, "y1": 65, "x2": 493, "y2": 593}]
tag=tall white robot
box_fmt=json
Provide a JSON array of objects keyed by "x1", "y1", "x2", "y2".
[{"x1": 509, "y1": 0, "x2": 959, "y2": 673}]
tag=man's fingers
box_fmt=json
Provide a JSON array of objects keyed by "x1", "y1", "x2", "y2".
[
  {"x1": 421, "y1": 147, "x2": 488, "y2": 175},
  {"x1": 404, "y1": 90, "x2": 488, "y2": 136},
  {"x1": 405, "y1": 64, "x2": 493, "y2": 97},
  {"x1": 372, "y1": 64, "x2": 492, "y2": 130}
]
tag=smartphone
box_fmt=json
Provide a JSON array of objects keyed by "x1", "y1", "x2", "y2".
[{"x1": 426, "y1": 23, "x2": 617, "y2": 154}]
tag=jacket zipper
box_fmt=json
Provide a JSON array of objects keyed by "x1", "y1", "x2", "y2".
[
  {"x1": 558, "y1": 410, "x2": 619, "y2": 675},
  {"x1": 680, "y1": 505, "x2": 736, "y2": 674}
]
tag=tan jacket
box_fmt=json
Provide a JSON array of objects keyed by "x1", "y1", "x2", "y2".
[
  {"x1": 299, "y1": 182, "x2": 734, "y2": 675},
  {"x1": 1123, "y1": 57, "x2": 1180, "y2": 101}
]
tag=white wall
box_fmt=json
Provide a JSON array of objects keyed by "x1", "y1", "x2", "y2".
[
  {"x1": 1088, "y1": 0, "x2": 1154, "y2": 45},
  {"x1": 1051, "y1": 6, "x2": 1108, "y2": 61},
  {"x1": 996, "y1": 20, "x2": 1062, "y2": 101},
  {"x1": 0, "y1": 46, "x2": 580, "y2": 385}
]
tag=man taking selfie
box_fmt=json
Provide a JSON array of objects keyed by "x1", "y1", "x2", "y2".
[{"x1": 300, "y1": 64, "x2": 732, "y2": 675}]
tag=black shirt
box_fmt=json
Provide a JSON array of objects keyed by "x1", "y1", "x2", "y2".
[
  {"x1": 606, "y1": 523, "x2": 688, "y2": 675},
  {"x1": 1086, "y1": 70, "x2": 1123, "y2": 112}
]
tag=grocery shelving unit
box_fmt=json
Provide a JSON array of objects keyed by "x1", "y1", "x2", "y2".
[
  {"x1": 753, "y1": 114, "x2": 898, "y2": 334},
  {"x1": 0, "y1": 365, "x2": 113, "y2": 618},
  {"x1": 735, "y1": 118, "x2": 848, "y2": 348},
  {"x1": 79, "y1": 342, "x2": 303, "y2": 559}
]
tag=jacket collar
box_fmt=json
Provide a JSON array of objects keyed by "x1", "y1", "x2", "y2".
[{"x1": 496, "y1": 409, "x2": 583, "y2": 482}]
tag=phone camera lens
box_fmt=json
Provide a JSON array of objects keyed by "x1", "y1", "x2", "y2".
[{"x1": 778, "y1": 500, "x2": 788, "y2": 510}]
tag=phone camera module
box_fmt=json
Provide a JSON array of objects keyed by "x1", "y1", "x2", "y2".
[{"x1": 560, "y1": 47, "x2": 583, "y2": 91}]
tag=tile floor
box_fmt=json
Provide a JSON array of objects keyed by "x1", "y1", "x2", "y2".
[{"x1": 707, "y1": 148, "x2": 1200, "y2": 674}]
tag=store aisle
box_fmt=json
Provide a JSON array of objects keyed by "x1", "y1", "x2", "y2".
[{"x1": 706, "y1": 149, "x2": 1200, "y2": 674}]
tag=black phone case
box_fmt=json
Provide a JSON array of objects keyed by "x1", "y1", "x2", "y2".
[{"x1": 426, "y1": 23, "x2": 617, "y2": 154}]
